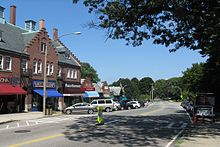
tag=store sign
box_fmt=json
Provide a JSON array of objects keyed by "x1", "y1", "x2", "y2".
[
  {"x1": 33, "y1": 80, "x2": 56, "y2": 89},
  {"x1": 0, "y1": 77, "x2": 10, "y2": 83},
  {"x1": 65, "y1": 83, "x2": 81, "y2": 88}
]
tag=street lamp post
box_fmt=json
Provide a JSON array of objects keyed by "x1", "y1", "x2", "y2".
[{"x1": 43, "y1": 31, "x2": 81, "y2": 115}]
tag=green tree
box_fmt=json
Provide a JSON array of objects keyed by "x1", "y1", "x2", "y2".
[
  {"x1": 81, "y1": 62, "x2": 100, "y2": 83},
  {"x1": 111, "y1": 78, "x2": 140, "y2": 100},
  {"x1": 139, "y1": 77, "x2": 154, "y2": 95},
  {"x1": 182, "y1": 63, "x2": 205, "y2": 93}
]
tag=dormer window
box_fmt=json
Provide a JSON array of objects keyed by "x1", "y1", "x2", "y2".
[
  {"x1": 65, "y1": 52, "x2": 70, "y2": 59},
  {"x1": 41, "y1": 43, "x2": 47, "y2": 53}
]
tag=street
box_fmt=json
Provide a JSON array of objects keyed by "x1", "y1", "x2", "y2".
[{"x1": 0, "y1": 101, "x2": 190, "y2": 147}]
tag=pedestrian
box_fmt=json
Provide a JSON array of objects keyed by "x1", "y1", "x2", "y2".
[{"x1": 97, "y1": 106, "x2": 104, "y2": 125}]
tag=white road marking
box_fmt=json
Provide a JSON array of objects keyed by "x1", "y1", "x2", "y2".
[
  {"x1": 26, "y1": 121, "x2": 30, "y2": 126},
  {"x1": 6, "y1": 125, "x2": 9, "y2": 129},
  {"x1": 17, "y1": 123, "x2": 20, "y2": 127},
  {"x1": 180, "y1": 123, "x2": 187, "y2": 129},
  {"x1": 167, "y1": 122, "x2": 175, "y2": 128},
  {"x1": 165, "y1": 123, "x2": 187, "y2": 147}
]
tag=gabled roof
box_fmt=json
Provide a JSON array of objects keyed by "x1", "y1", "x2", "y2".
[
  {"x1": 52, "y1": 39, "x2": 81, "y2": 67},
  {"x1": 109, "y1": 86, "x2": 122, "y2": 96},
  {"x1": 0, "y1": 22, "x2": 28, "y2": 54}
]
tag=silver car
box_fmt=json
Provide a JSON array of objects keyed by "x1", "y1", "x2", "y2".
[{"x1": 65, "y1": 103, "x2": 96, "y2": 114}]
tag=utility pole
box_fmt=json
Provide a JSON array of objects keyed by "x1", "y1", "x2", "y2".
[{"x1": 43, "y1": 44, "x2": 47, "y2": 115}]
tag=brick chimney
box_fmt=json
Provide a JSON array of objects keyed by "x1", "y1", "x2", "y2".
[
  {"x1": 39, "y1": 19, "x2": 45, "y2": 30},
  {"x1": 53, "y1": 28, "x2": 58, "y2": 41},
  {"x1": 10, "y1": 5, "x2": 16, "y2": 25}
]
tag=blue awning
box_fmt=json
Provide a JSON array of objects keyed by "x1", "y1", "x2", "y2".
[
  {"x1": 83, "y1": 91, "x2": 99, "y2": 98},
  {"x1": 33, "y1": 89, "x2": 63, "y2": 98}
]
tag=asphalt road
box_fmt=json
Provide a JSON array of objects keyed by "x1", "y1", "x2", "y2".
[{"x1": 0, "y1": 101, "x2": 191, "y2": 147}]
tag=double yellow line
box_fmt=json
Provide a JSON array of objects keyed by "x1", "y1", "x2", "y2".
[{"x1": 7, "y1": 133, "x2": 64, "y2": 147}]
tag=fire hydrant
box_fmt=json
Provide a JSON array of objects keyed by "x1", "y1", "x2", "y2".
[{"x1": 97, "y1": 106, "x2": 103, "y2": 125}]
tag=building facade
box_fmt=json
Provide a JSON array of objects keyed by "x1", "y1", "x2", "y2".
[{"x1": 0, "y1": 5, "x2": 82, "y2": 113}]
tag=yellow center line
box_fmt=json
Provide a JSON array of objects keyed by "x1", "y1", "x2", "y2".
[
  {"x1": 140, "y1": 106, "x2": 164, "y2": 116},
  {"x1": 7, "y1": 133, "x2": 64, "y2": 147}
]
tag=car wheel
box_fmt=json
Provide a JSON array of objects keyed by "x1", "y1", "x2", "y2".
[
  {"x1": 65, "y1": 109, "x2": 72, "y2": 114},
  {"x1": 128, "y1": 106, "x2": 131, "y2": 110},
  {"x1": 135, "y1": 106, "x2": 138, "y2": 109},
  {"x1": 88, "y1": 109, "x2": 94, "y2": 114},
  {"x1": 105, "y1": 107, "x2": 111, "y2": 112}
]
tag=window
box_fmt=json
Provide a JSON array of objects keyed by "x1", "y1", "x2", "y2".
[
  {"x1": 0, "y1": 55, "x2": 3, "y2": 70},
  {"x1": 37, "y1": 60, "x2": 42, "y2": 73},
  {"x1": 46, "y1": 63, "x2": 50, "y2": 75},
  {"x1": 58, "y1": 67, "x2": 62, "y2": 77},
  {"x1": 106, "y1": 100, "x2": 112, "y2": 104},
  {"x1": 65, "y1": 52, "x2": 70, "y2": 59},
  {"x1": 33, "y1": 59, "x2": 38, "y2": 74},
  {"x1": 98, "y1": 100, "x2": 105, "y2": 104},
  {"x1": 71, "y1": 70, "x2": 74, "y2": 79},
  {"x1": 73, "y1": 70, "x2": 77, "y2": 79},
  {"x1": 67, "y1": 69, "x2": 70, "y2": 78},
  {"x1": 41, "y1": 43, "x2": 47, "y2": 53},
  {"x1": 5, "y1": 56, "x2": 12, "y2": 70},
  {"x1": 21, "y1": 59, "x2": 28, "y2": 72},
  {"x1": 91, "y1": 101, "x2": 97, "y2": 105},
  {"x1": 50, "y1": 64, "x2": 53, "y2": 75}
]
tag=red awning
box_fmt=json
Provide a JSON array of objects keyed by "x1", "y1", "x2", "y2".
[{"x1": 0, "y1": 85, "x2": 27, "y2": 95}]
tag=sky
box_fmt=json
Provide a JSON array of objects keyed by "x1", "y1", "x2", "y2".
[{"x1": 1, "y1": 0, "x2": 207, "y2": 84}]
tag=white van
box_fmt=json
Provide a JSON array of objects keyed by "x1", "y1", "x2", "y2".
[{"x1": 90, "y1": 99, "x2": 114, "y2": 112}]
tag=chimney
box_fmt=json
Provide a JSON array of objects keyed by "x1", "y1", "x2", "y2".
[
  {"x1": 10, "y1": 5, "x2": 16, "y2": 25},
  {"x1": 53, "y1": 28, "x2": 58, "y2": 41},
  {"x1": 25, "y1": 20, "x2": 36, "y2": 31},
  {"x1": 39, "y1": 19, "x2": 45, "y2": 30}
]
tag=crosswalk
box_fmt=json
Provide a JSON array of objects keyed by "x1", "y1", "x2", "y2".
[
  {"x1": 0, "y1": 115, "x2": 188, "y2": 132},
  {"x1": 0, "y1": 115, "x2": 81, "y2": 131}
]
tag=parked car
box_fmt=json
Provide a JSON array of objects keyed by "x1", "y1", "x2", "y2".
[
  {"x1": 126, "y1": 101, "x2": 141, "y2": 110},
  {"x1": 64, "y1": 103, "x2": 96, "y2": 114},
  {"x1": 90, "y1": 99, "x2": 114, "y2": 112},
  {"x1": 113, "y1": 101, "x2": 121, "y2": 111}
]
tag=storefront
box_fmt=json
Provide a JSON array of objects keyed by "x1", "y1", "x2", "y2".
[
  {"x1": 81, "y1": 78, "x2": 99, "y2": 103},
  {"x1": 0, "y1": 77, "x2": 27, "y2": 114},
  {"x1": 63, "y1": 82, "x2": 83, "y2": 108},
  {"x1": 32, "y1": 80, "x2": 63, "y2": 111}
]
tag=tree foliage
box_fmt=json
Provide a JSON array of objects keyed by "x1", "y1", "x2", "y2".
[
  {"x1": 139, "y1": 77, "x2": 154, "y2": 95},
  {"x1": 81, "y1": 62, "x2": 100, "y2": 83},
  {"x1": 74, "y1": 0, "x2": 220, "y2": 58},
  {"x1": 182, "y1": 62, "x2": 205, "y2": 93}
]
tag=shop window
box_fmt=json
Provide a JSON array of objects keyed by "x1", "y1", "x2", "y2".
[{"x1": 5, "y1": 56, "x2": 12, "y2": 70}]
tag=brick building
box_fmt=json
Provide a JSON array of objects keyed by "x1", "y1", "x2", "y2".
[{"x1": 0, "y1": 5, "x2": 82, "y2": 113}]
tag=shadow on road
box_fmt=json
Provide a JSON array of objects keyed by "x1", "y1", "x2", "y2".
[{"x1": 62, "y1": 112, "x2": 190, "y2": 147}]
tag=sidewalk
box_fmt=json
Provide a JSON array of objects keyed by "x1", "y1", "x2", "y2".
[
  {"x1": 177, "y1": 113, "x2": 220, "y2": 147},
  {"x1": 0, "y1": 111, "x2": 62, "y2": 124}
]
